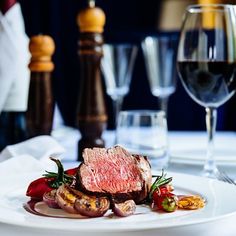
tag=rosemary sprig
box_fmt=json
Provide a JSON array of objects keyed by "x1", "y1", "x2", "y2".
[
  {"x1": 42, "y1": 157, "x2": 75, "y2": 188},
  {"x1": 148, "y1": 170, "x2": 172, "y2": 201}
]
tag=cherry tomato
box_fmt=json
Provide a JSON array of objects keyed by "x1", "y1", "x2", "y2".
[{"x1": 153, "y1": 191, "x2": 178, "y2": 212}]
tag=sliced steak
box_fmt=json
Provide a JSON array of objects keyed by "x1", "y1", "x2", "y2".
[{"x1": 76, "y1": 146, "x2": 152, "y2": 203}]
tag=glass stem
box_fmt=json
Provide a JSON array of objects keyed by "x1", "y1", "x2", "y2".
[
  {"x1": 113, "y1": 97, "x2": 123, "y2": 144},
  {"x1": 203, "y1": 107, "x2": 217, "y2": 176},
  {"x1": 158, "y1": 97, "x2": 169, "y2": 117}
]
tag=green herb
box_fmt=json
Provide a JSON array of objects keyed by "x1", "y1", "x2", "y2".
[
  {"x1": 148, "y1": 170, "x2": 172, "y2": 201},
  {"x1": 43, "y1": 157, "x2": 74, "y2": 188}
]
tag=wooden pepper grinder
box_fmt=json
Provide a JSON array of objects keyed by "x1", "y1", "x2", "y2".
[
  {"x1": 27, "y1": 35, "x2": 55, "y2": 138},
  {"x1": 76, "y1": 0, "x2": 107, "y2": 161}
]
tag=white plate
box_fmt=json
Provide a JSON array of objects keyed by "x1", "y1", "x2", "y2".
[{"x1": 0, "y1": 172, "x2": 236, "y2": 236}]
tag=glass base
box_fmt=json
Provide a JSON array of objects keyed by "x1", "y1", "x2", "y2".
[
  {"x1": 201, "y1": 167, "x2": 218, "y2": 179},
  {"x1": 148, "y1": 152, "x2": 169, "y2": 171}
]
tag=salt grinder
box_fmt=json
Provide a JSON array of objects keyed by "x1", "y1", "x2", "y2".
[{"x1": 76, "y1": 1, "x2": 107, "y2": 161}]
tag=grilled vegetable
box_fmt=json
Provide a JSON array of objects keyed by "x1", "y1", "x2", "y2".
[
  {"x1": 74, "y1": 194, "x2": 110, "y2": 217},
  {"x1": 55, "y1": 184, "x2": 78, "y2": 214},
  {"x1": 112, "y1": 200, "x2": 136, "y2": 217},
  {"x1": 43, "y1": 189, "x2": 60, "y2": 208},
  {"x1": 56, "y1": 184, "x2": 110, "y2": 217}
]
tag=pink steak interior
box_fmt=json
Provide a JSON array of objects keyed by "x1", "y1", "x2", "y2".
[{"x1": 80, "y1": 147, "x2": 143, "y2": 193}]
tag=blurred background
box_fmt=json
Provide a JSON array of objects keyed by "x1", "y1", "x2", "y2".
[{"x1": 18, "y1": 0, "x2": 236, "y2": 131}]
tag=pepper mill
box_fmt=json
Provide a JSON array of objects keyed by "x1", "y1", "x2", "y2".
[
  {"x1": 27, "y1": 35, "x2": 55, "y2": 138},
  {"x1": 76, "y1": 0, "x2": 107, "y2": 161}
]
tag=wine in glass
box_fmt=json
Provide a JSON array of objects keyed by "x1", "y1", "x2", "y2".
[
  {"x1": 101, "y1": 43, "x2": 138, "y2": 142},
  {"x1": 142, "y1": 35, "x2": 178, "y2": 116},
  {"x1": 177, "y1": 4, "x2": 236, "y2": 177}
]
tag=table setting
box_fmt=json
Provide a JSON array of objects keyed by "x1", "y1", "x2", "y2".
[{"x1": 1, "y1": 1, "x2": 236, "y2": 236}]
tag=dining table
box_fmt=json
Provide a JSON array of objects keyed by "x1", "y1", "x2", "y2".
[{"x1": 0, "y1": 126, "x2": 236, "y2": 236}]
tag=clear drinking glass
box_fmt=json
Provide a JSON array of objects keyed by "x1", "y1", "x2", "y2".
[
  {"x1": 141, "y1": 36, "x2": 178, "y2": 116},
  {"x1": 177, "y1": 4, "x2": 236, "y2": 177},
  {"x1": 116, "y1": 110, "x2": 169, "y2": 169},
  {"x1": 101, "y1": 43, "x2": 138, "y2": 140}
]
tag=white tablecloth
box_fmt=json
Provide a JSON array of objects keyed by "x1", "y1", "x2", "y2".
[
  {"x1": 53, "y1": 128, "x2": 236, "y2": 177},
  {"x1": 168, "y1": 131, "x2": 236, "y2": 177}
]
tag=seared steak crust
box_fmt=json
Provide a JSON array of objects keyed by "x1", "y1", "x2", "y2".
[{"x1": 76, "y1": 146, "x2": 152, "y2": 203}]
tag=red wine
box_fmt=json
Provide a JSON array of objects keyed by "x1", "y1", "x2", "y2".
[{"x1": 177, "y1": 61, "x2": 236, "y2": 107}]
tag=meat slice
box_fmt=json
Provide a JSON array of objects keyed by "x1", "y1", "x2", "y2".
[{"x1": 77, "y1": 146, "x2": 152, "y2": 203}]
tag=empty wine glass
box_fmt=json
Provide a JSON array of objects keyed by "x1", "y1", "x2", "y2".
[
  {"x1": 141, "y1": 36, "x2": 178, "y2": 116},
  {"x1": 101, "y1": 43, "x2": 138, "y2": 141},
  {"x1": 177, "y1": 4, "x2": 236, "y2": 178}
]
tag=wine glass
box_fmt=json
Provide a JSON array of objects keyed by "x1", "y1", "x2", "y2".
[
  {"x1": 101, "y1": 43, "x2": 138, "y2": 141},
  {"x1": 141, "y1": 35, "x2": 178, "y2": 116},
  {"x1": 177, "y1": 4, "x2": 236, "y2": 178}
]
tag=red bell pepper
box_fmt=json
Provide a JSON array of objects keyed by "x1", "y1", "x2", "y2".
[
  {"x1": 26, "y1": 177, "x2": 54, "y2": 200},
  {"x1": 65, "y1": 167, "x2": 78, "y2": 176}
]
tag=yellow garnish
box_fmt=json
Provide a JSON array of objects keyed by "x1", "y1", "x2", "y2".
[{"x1": 178, "y1": 195, "x2": 205, "y2": 210}]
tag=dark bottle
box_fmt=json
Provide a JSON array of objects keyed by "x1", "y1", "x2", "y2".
[
  {"x1": 0, "y1": 112, "x2": 27, "y2": 150},
  {"x1": 0, "y1": 0, "x2": 29, "y2": 151},
  {"x1": 76, "y1": 1, "x2": 107, "y2": 161},
  {"x1": 26, "y1": 35, "x2": 55, "y2": 138}
]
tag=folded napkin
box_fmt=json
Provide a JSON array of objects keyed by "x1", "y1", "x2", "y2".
[{"x1": 0, "y1": 135, "x2": 66, "y2": 175}]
